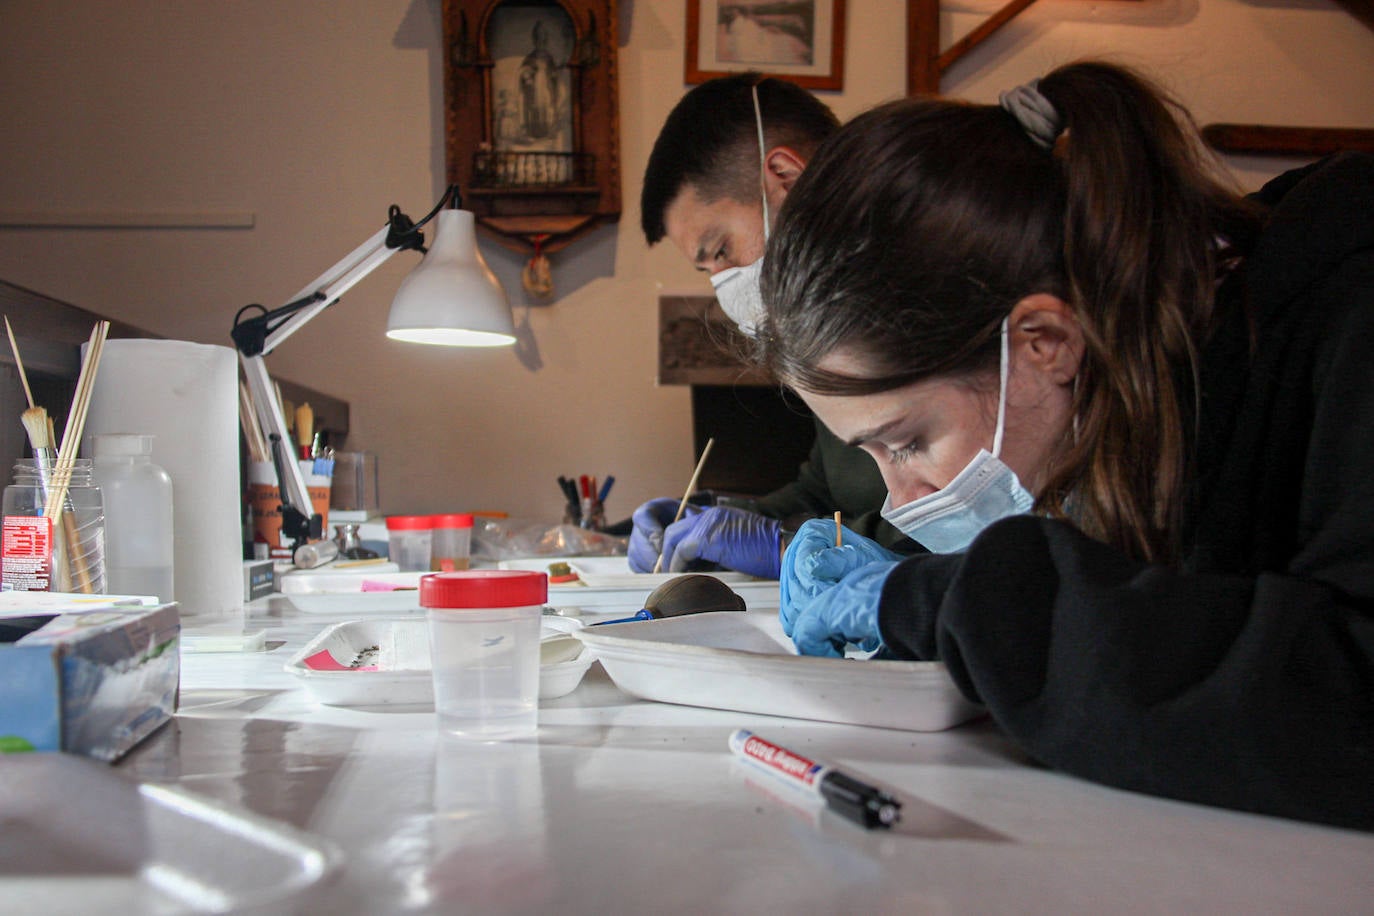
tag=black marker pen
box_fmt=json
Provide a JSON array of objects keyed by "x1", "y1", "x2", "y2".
[{"x1": 728, "y1": 728, "x2": 902, "y2": 830}]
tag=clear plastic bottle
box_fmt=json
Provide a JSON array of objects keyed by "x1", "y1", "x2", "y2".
[
  {"x1": 2, "y1": 454, "x2": 106, "y2": 594},
  {"x1": 92, "y1": 434, "x2": 174, "y2": 601}
]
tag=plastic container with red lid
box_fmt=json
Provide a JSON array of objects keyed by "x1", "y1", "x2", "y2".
[
  {"x1": 384, "y1": 515, "x2": 433, "y2": 571},
  {"x1": 429, "y1": 513, "x2": 475, "y2": 572},
  {"x1": 422, "y1": 569, "x2": 548, "y2": 740}
]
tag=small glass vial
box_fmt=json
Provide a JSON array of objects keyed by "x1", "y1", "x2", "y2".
[
  {"x1": 2, "y1": 454, "x2": 106, "y2": 594},
  {"x1": 93, "y1": 434, "x2": 174, "y2": 601}
]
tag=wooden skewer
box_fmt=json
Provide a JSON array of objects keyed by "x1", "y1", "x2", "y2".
[
  {"x1": 835, "y1": 510, "x2": 843, "y2": 548},
  {"x1": 652, "y1": 437, "x2": 715, "y2": 574},
  {"x1": 238, "y1": 380, "x2": 269, "y2": 463},
  {"x1": 42, "y1": 321, "x2": 109, "y2": 592},
  {"x1": 5, "y1": 315, "x2": 35, "y2": 409}
]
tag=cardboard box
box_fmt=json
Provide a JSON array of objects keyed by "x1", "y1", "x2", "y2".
[{"x1": 0, "y1": 596, "x2": 179, "y2": 762}]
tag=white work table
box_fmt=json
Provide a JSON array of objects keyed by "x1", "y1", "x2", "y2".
[{"x1": 100, "y1": 590, "x2": 1374, "y2": 914}]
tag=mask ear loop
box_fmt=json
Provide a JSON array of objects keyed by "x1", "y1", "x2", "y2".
[
  {"x1": 993, "y1": 318, "x2": 1010, "y2": 457},
  {"x1": 752, "y1": 82, "x2": 769, "y2": 242}
]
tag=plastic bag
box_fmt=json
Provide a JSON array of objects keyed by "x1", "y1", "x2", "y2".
[{"x1": 472, "y1": 517, "x2": 628, "y2": 562}]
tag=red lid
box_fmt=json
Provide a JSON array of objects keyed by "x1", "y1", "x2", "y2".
[
  {"x1": 431, "y1": 513, "x2": 474, "y2": 529},
  {"x1": 386, "y1": 515, "x2": 434, "y2": 531},
  {"x1": 420, "y1": 570, "x2": 548, "y2": 608}
]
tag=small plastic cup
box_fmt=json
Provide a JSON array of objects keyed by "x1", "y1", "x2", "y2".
[
  {"x1": 430, "y1": 513, "x2": 474, "y2": 572},
  {"x1": 385, "y1": 515, "x2": 434, "y2": 571},
  {"x1": 422, "y1": 570, "x2": 548, "y2": 740}
]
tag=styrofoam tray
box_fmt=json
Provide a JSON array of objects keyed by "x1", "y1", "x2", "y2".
[
  {"x1": 284, "y1": 617, "x2": 594, "y2": 706},
  {"x1": 498, "y1": 556, "x2": 756, "y2": 588},
  {"x1": 274, "y1": 566, "x2": 783, "y2": 615},
  {"x1": 0, "y1": 753, "x2": 339, "y2": 915},
  {"x1": 574, "y1": 609, "x2": 984, "y2": 732}
]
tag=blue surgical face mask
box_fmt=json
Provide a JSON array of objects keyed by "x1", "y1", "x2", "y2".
[
  {"x1": 880, "y1": 319, "x2": 1035, "y2": 553},
  {"x1": 711, "y1": 84, "x2": 770, "y2": 339}
]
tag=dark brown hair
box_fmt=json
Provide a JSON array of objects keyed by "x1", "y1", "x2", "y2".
[
  {"x1": 759, "y1": 61, "x2": 1262, "y2": 562},
  {"x1": 640, "y1": 73, "x2": 840, "y2": 245}
]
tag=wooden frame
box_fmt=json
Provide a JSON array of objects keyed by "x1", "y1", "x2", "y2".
[
  {"x1": 686, "y1": 0, "x2": 846, "y2": 91},
  {"x1": 907, "y1": 0, "x2": 1038, "y2": 95},
  {"x1": 442, "y1": 0, "x2": 620, "y2": 258}
]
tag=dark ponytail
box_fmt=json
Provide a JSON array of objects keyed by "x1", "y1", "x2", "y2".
[{"x1": 1033, "y1": 62, "x2": 1261, "y2": 560}]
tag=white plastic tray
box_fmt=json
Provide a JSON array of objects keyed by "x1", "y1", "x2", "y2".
[
  {"x1": 273, "y1": 564, "x2": 783, "y2": 615},
  {"x1": 0, "y1": 753, "x2": 339, "y2": 915},
  {"x1": 574, "y1": 609, "x2": 984, "y2": 732},
  {"x1": 284, "y1": 617, "x2": 594, "y2": 706}
]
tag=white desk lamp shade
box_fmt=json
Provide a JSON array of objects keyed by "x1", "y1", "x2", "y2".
[{"x1": 386, "y1": 208, "x2": 516, "y2": 346}]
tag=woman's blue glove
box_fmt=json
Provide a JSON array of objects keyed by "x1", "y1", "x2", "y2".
[
  {"x1": 660, "y1": 506, "x2": 782, "y2": 579},
  {"x1": 780, "y1": 518, "x2": 904, "y2": 636},
  {"x1": 628, "y1": 498, "x2": 692, "y2": 572},
  {"x1": 790, "y1": 560, "x2": 898, "y2": 658}
]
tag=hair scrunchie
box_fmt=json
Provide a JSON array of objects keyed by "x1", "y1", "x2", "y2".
[{"x1": 998, "y1": 79, "x2": 1062, "y2": 150}]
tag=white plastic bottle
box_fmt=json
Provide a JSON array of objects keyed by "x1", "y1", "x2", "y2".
[{"x1": 93, "y1": 433, "x2": 174, "y2": 601}]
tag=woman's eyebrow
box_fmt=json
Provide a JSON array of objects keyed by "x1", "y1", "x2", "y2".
[{"x1": 844, "y1": 418, "x2": 901, "y2": 449}]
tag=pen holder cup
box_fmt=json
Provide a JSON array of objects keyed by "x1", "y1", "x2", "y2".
[{"x1": 248, "y1": 461, "x2": 332, "y2": 560}]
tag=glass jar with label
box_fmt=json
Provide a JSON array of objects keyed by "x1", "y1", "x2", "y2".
[{"x1": 2, "y1": 454, "x2": 106, "y2": 594}]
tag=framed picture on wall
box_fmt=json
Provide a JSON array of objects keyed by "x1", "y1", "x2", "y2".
[{"x1": 685, "y1": 0, "x2": 846, "y2": 90}]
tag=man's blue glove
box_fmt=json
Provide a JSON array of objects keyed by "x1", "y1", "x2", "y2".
[
  {"x1": 628, "y1": 498, "x2": 693, "y2": 573},
  {"x1": 660, "y1": 506, "x2": 782, "y2": 579},
  {"x1": 780, "y1": 518, "x2": 903, "y2": 636},
  {"x1": 790, "y1": 560, "x2": 898, "y2": 658}
]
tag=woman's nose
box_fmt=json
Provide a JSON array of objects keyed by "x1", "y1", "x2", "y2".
[{"x1": 881, "y1": 467, "x2": 938, "y2": 507}]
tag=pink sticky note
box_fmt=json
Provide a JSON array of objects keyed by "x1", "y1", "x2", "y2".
[{"x1": 303, "y1": 649, "x2": 377, "y2": 672}]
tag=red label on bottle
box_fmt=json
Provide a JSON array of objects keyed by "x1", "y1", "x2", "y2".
[{"x1": 2, "y1": 515, "x2": 54, "y2": 591}]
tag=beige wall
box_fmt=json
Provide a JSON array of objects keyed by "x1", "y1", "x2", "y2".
[{"x1": 1, "y1": 0, "x2": 1371, "y2": 520}]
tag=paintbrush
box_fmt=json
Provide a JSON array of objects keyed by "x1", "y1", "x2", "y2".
[
  {"x1": 295, "y1": 402, "x2": 314, "y2": 460},
  {"x1": 5, "y1": 315, "x2": 52, "y2": 452},
  {"x1": 652, "y1": 437, "x2": 715, "y2": 574}
]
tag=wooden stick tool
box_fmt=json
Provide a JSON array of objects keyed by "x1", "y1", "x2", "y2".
[{"x1": 652, "y1": 437, "x2": 715, "y2": 574}]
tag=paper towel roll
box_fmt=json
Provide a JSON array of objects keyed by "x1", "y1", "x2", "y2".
[{"x1": 82, "y1": 339, "x2": 243, "y2": 620}]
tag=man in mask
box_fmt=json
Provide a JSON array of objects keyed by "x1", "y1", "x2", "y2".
[{"x1": 632, "y1": 74, "x2": 918, "y2": 579}]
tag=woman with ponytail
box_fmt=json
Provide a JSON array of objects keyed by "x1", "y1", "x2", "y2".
[{"x1": 760, "y1": 61, "x2": 1373, "y2": 829}]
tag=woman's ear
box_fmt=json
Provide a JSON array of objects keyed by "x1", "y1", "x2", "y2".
[{"x1": 1008, "y1": 294, "x2": 1083, "y2": 386}]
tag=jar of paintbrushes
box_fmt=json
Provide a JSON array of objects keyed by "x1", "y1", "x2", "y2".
[
  {"x1": 1, "y1": 316, "x2": 111, "y2": 593},
  {"x1": 2, "y1": 454, "x2": 106, "y2": 593}
]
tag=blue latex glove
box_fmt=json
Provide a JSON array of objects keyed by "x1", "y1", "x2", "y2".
[
  {"x1": 661, "y1": 506, "x2": 783, "y2": 579},
  {"x1": 779, "y1": 518, "x2": 904, "y2": 636},
  {"x1": 790, "y1": 560, "x2": 898, "y2": 658},
  {"x1": 628, "y1": 498, "x2": 699, "y2": 573}
]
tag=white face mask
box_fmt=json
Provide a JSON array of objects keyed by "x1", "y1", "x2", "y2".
[
  {"x1": 711, "y1": 258, "x2": 766, "y2": 336},
  {"x1": 712, "y1": 84, "x2": 770, "y2": 339},
  {"x1": 880, "y1": 319, "x2": 1035, "y2": 553}
]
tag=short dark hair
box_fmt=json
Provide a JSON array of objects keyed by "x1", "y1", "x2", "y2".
[{"x1": 640, "y1": 73, "x2": 839, "y2": 245}]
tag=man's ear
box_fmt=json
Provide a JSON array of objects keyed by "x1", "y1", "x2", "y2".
[
  {"x1": 1008, "y1": 293, "x2": 1083, "y2": 386},
  {"x1": 763, "y1": 146, "x2": 808, "y2": 195}
]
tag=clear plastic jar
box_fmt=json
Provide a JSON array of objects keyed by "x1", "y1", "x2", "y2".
[
  {"x1": 2, "y1": 455, "x2": 106, "y2": 594},
  {"x1": 385, "y1": 515, "x2": 434, "y2": 571},
  {"x1": 422, "y1": 570, "x2": 547, "y2": 740},
  {"x1": 93, "y1": 434, "x2": 174, "y2": 601},
  {"x1": 430, "y1": 513, "x2": 474, "y2": 572}
]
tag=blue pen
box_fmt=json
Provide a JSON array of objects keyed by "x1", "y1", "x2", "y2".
[
  {"x1": 597, "y1": 475, "x2": 615, "y2": 504},
  {"x1": 591, "y1": 608, "x2": 654, "y2": 626}
]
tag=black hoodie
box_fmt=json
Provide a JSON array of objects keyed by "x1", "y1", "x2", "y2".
[{"x1": 878, "y1": 153, "x2": 1374, "y2": 831}]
